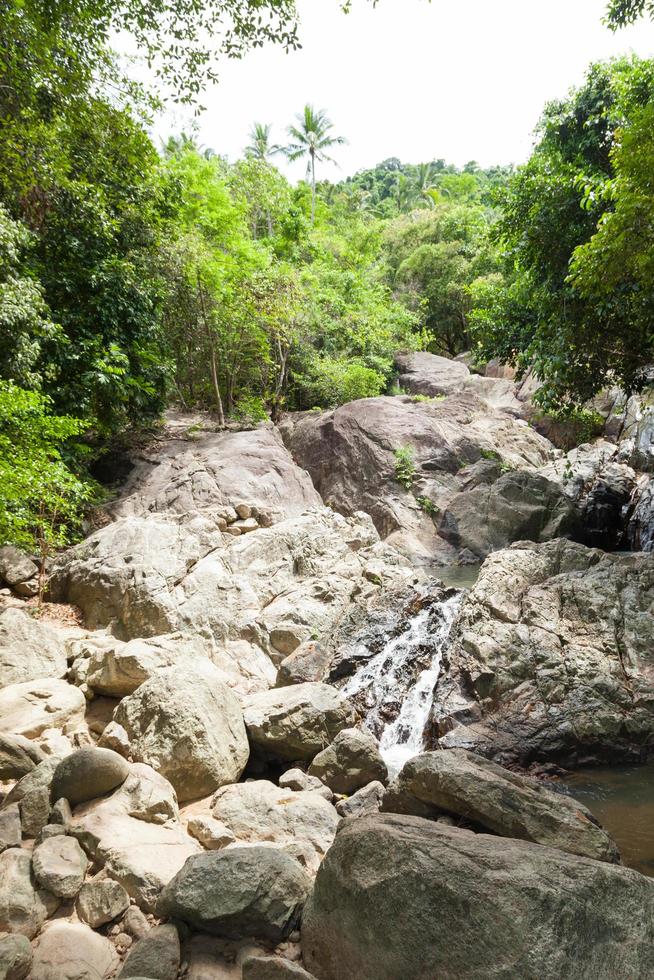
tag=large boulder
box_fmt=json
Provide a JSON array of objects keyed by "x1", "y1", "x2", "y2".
[
  {"x1": 394, "y1": 351, "x2": 470, "y2": 397},
  {"x1": 301, "y1": 813, "x2": 654, "y2": 980},
  {"x1": 391, "y1": 750, "x2": 619, "y2": 863},
  {"x1": 106, "y1": 668, "x2": 249, "y2": 801},
  {"x1": 0, "y1": 678, "x2": 85, "y2": 739},
  {"x1": 0, "y1": 546, "x2": 38, "y2": 594},
  {"x1": 0, "y1": 848, "x2": 59, "y2": 938},
  {"x1": 3, "y1": 758, "x2": 59, "y2": 837},
  {"x1": 0, "y1": 731, "x2": 46, "y2": 780},
  {"x1": 0, "y1": 608, "x2": 66, "y2": 688},
  {"x1": 243, "y1": 683, "x2": 357, "y2": 762},
  {"x1": 279, "y1": 392, "x2": 554, "y2": 559},
  {"x1": 117, "y1": 923, "x2": 180, "y2": 980},
  {"x1": 210, "y1": 780, "x2": 339, "y2": 870},
  {"x1": 0, "y1": 933, "x2": 32, "y2": 980},
  {"x1": 308, "y1": 729, "x2": 387, "y2": 794},
  {"x1": 158, "y1": 846, "x2": 311, "y2": 942},
  {"x1": 51, "y1": 747, "x2": 130, "y2": 806},
  {"x1": 31, "y1": 921, "x2": 119, "y2": 980},
  {"x1": 433, "y1": 539, "x2": 654, "y2": 766}
]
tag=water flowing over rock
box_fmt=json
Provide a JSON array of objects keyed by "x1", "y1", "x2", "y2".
[
  {"x1": 434, "y1": 538, "x2": 654, "y2": 766},
  {"x1": 301, "y1": 813, "x2": 654, "y2": 980}
]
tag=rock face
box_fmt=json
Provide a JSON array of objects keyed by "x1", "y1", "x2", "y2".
[
  {"x1": 158, "y1": 847, "x2": 311, "y2": 942},
  {"x1": 0, "y1": 608, "x2": 66, "y2": 688},
  {"x1": 51, "y1": 747, "x2": 130, "y2": 806},
  {"x1": 434, "y1": 539, "x2": 654, "y2": 766},
  {"x1": 308, "y1": 729, "x2": 387, "y2": 794},
  {"x1": 243, "y1": 684, "x2": 358, "y2": 762},
  {"x1": 301, "y1": 813, "x2": 654, "y2": 980},
  {"x1": 391, "y1": 750, "x2": 619, "y2": 863},
  {"x1": 395, "y1": 351, "x2": 471, "y2": 397},
  {"x1": 211, "y1": 780, "x2": 339, "y2": 869},
  {"x1": 279, "y1": 391, "x2": 554, "y2": 558},
  {"x1": 107, "y1": 669, "x2": 249, "y2": 801}
]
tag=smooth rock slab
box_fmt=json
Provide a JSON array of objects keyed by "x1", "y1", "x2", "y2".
[
  {"x1": 32, "y1": 834, "x2": 88, "y2": 898},
  {"x1": 395, "y1": 749, "x2": 619, "y2": 863},
  {"x1": 31, "y1": 921, "x2": 119, "y2": 980},
  {"x1": 0, "y1": 933, "x2": 32, "y2": 980},
  {"x1": 76, "y1": 878, "x2": 130, "y2": 927},
  {"x1": 243, "y1": 683, "x2": 357, "y2": 762},
  {"x1": 302, "y1": 813, "x2": 654, "y2": 980},
  {"x1": 158, "y1": 846, "x2": 311, "y2": 942},
  {"x1": 0, "y1": 679, "x2": 85, "y2": 739},
  {"x1": 308, "y1": 728, "x2": 387, "y2": 794},
  {"x1": 108, "y1": 668, "x2": 249, "y2": 802},
  {"x1": 51, "y1": 747, "x2": 130, "y2": 806},
  {"x1": 118, "y1": 923, "x2": 180, "y2": 980},
  {"x1": 0, "y1": 848, "x2": 59, "y2": 938}
]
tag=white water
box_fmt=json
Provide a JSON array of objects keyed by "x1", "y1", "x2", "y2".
[{"x1": 342, "y1": 591, "x2": 463, "y2": 777}]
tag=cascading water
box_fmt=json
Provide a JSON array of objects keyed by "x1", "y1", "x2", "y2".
[{"x1": 341, "y1": 589, "x2": 463, "y2": 776}]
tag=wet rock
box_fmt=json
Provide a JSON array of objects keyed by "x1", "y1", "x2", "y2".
[
  {"x1": 118, "y1": 923, "x2": 180, "y2": 980},
  {"x1": 0, "y1": 731, "x2": 45, "y2": 780},
  {"x1": 211, "y1": 780, "x2": 339, "y2": 869},
  {"x1": 31, "y1": 921, "x2": 119, "y2": 980},
  {"x1": 51, "y1": 747, "x2": 130, "y2": 806},
  {"x1": 0, "y1": 678, "x2": 85, "y2": 739},
  {"x1": 77, "y1": 878, "x2": 130, "y2": 927},
  {"x1": 0, "y1": 608, "x2": 66, "y2": 687},
  {"x1": 335, "y1": 781, "x2": 385, "y2": 819},
  {"x1": 0, "y1": 933, "x2": 32, "y2": 980},
  {"x1": 308, "y1": 728, "x2": 387, "y2": 794},
  {"x1": 397, "y1": 750, "x2": 619, "y2": 863},
  {"x1": 107, "y1": 668, "x2": 249, "y2": 802},
  {"x1": 302, "y1": 813, "x2": 654, "y2": 980},
  {"x1": 32, "y1": 834, "x2": 88, "y2": 898},
  {"x1": 243, "y1": 683, "x2": 357, "y2": 762},
  {"x1": 0, "y1": 848, "x2": 59, "y2": 938},
  {"x1": 158, "y1": 847, "x2": 311, "y2": 942},
  {"x1": 275, "y1": 641, "x2": 331, "y2": 687}
]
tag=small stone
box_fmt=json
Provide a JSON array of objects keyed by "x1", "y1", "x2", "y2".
[
  {"x1": 50, "y1": 797, "x2": 72, "y2": 826},
  {"x1": 50, "y1": 746, "x2": 130, "y2": 806},
  {"x1": 118, "y1": 923, "x2": 180, "y2": 980},
  {"x1": 233, "y1": 518, "x2": 258, "y2": 533},
  {"x1": 0, "y1": 933, "x2": 32, "y2": 980},
  {"x1": 235, "y1": 503, "x2": 252, "y2": 519},
  {"x1": 335, "y1": 781, "x2": 385, "y2": 819},
  {"x1": 35, "y1": 824, "x2": 67, "y2": 844},
  {"x1": 0, "y1": 804, "x2": 21, "y2": 852},
  {"x1": 113, "y1": 932, "x2": 132, "y2": 951},
  {"x1": 187, "y1": 815, "x2": 236, "y2": 850},
  {"x1": 77, "y1": 878, "x2": 130, "y2": 928},
  {"x1": 32, "y1": 834, "x2": 88, "y2": 899},
  {"x1": 224, "y1": 525, "x2": 242, "y2": 537},
  {"x1": 122, "y1": 905, "x2": 151, "y2": 939}
]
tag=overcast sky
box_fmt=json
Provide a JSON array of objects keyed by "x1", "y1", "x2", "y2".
[{"x1": 146, "y1": 0, "x2": 654, "y2": 180}]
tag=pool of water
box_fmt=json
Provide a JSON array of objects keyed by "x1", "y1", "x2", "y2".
[
  {"x1": 563, "y1": 763, "x2": 654, "y2": 876},
  {"x1": 434, "y1": 563, "x2": 482, "y2": 591}
]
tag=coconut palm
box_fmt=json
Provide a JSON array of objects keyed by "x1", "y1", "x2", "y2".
[
  {"x1": 284, "y1": 105, "x2": 346, "y2": 223},
  {"x1": 245, "y1": 122, "x2": 281, "y2": 162}
]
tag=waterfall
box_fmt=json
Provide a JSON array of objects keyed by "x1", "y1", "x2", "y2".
[{"x1": 341, "y1": 589, "x2": 463, "y2": 776}]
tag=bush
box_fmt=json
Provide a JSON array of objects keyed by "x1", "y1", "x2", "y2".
[
  {"x1": 296, "y1": 358, "x2": 386, "y2": 408},
  {"x1": 394, "y1": 446, "x2": 416, "y2": 490}
]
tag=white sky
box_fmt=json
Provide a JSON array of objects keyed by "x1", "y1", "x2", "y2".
[{"x1": 144, "y1": 0, "x2": 654, "y2": 180}]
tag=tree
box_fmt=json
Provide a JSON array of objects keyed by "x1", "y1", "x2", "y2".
[
  {"x1": 606, "y1": 0, "x2": 654, "y2": 26},
  {"x1": 245, "y1": 123, "x2": 282, "y2": 162},
  {"x1": 285, "y1": 106, "x2": 347, "y2": 224}
]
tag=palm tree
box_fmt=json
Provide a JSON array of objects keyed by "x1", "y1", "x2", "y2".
[
  {"x1": 245, "y1": 122, "x2": 281, "y2": 162},
  {"x1": 415, "y1": 162, "x2": 439, "y2": 207},
  {"x1": 285, "y1": 105, "x2": 346, "y2": 224}
]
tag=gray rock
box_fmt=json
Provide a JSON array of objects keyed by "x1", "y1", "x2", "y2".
[
  {"x1": 279, "y1": 769, "x2": 333, "y2": 800},
  {"x1": 302, "y1": 813, "x2": 654, "y2": 980},
  {"x1": 394, "y1": 351, "x2": 470, "y2": 398},
  {"x1": 0, "y1": 848, "x2": 59, "y2": 938},
  {"x1": 335, "y1": 781, "x2": 385, "y2": 819},
  {"x1": 51, "y1": 747, "x2": 130, "y2": 806},
  {"x1": 308, "y1": 728, "x2": 387, "y2": 794},
  {"x1": 0, "y1": 731, "x2": 45, "y2": 780},
  {"x1": 275, "y1": 642, "x2": 331, "y2": 687},
  {"x1": 3, "y1": 758, "x2": 59, "y2": 837},
  {"x1": 0, "y1": 546, "x2": 37, "y2": 588},
  {"x1": 186, "y1": 815, "x2": 236, "y2": 850},
  {"x1": 0, "y1": 607, "x2": 66, "y2": 687},
  {"x1": 118, "y1": 923, "x2": 180, "y2": 980},
  {"x1": 242, "y1": 957, "x2": 317, "y2": 980},
  {"x1": 0, "y1": 805, "x2": 21, "y2": 852},
  {"x1": 158, "y1": 846, "x2": 311, "y2": 942},
  {"x1": 31, "y1": 921, "x2": 119, "y2": 980},
  {"x1": 50, "y1": 797, "x2": 72, "y2": 826},
  {"x1": 434, "y1": 539, "x2": 654, "y2": 766},
  {"x1": 395, "y1": 750, "x2": 619, "y2": 863},
  {"x1": 36, "y1": 824, "x2": 67, "y2": 843},
  {"x1": 243, "y1": 683, "x2": 357, "y2": 762},
  {"x1": 0, "y1": 933, "x2": 32, "y2": 980},
  {"x1": 32, "y1": 834, "x2": 88, "y2": 898},
  {"x1": 76, "y1": 878, "x2": 130, "y2": 927},
  {"x1": 107, "y1": 668, "x2": 249, "y2": 802}
]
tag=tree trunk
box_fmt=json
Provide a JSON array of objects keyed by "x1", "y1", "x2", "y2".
[
  {"x1": 197, "y1": 273, "x2": 225, "y2": 427},
  {"x1": 310, "y1": 149, "x2": 316, "y2": 225}
]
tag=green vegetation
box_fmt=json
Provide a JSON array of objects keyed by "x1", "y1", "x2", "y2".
[
  {"x1": 3, "y1": 0, "x2": 654, "y2": 555},
  {"x1": 394, "y1": 447, "x2": 416, "y2": 490}
]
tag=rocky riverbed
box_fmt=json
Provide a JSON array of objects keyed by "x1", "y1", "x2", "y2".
[{"x1": 2, "y1": 351, "x2": 654, "y2": 978}]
